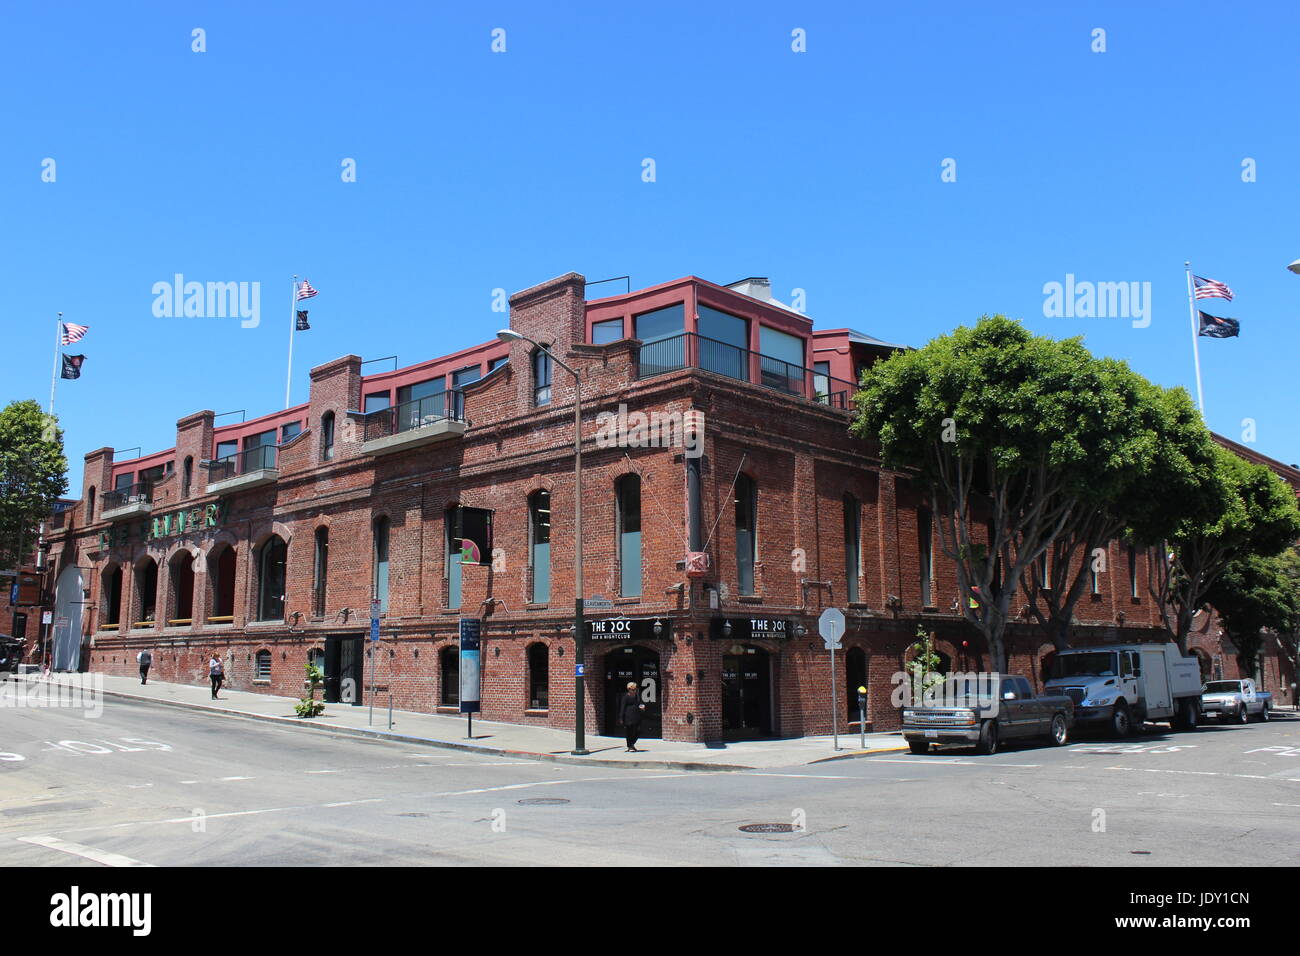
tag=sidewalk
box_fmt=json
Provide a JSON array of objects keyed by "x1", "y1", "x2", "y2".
[{"x1": 11, "y1": 672, "x2": 906, "y2": 771}]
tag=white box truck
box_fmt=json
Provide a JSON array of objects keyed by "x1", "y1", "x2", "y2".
[{"x1": 1043, "y1": 643, "x2": 1203, "y2": 737}]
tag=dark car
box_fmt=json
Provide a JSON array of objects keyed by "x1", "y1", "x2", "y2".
[
  {"x1": 0, "y1": 636, "x2": 25, "y2": 672},
  {"x1": 902, "y1": 674, "x2": 1075, "y2": 755}
]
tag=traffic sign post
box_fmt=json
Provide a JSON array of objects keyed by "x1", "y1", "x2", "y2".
[
  {"x1": 857, "y1": 685, "x2": 867, "y2": 751},
  {"x1": 819, "y1": 608, "x2": 846, "y2": 751}
]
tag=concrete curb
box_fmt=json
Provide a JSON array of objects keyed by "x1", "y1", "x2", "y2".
[
  {"x1": 808, "y1": 743, "x2": 910, "y2": 763},
  {"x1": 51, "y1": 681, "x2": 759, "y2": 773}
]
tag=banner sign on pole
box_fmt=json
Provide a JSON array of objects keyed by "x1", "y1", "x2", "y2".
[{"x1": 458, "y1": 618, "x2": 481, "y2": 714}]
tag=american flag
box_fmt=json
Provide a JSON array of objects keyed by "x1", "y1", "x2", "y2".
[
  {"x1": 60, "y1": 322, "x2": 89, "y2": 345},
  {"x1": 296, "y1": 279, "x2": 318, "y2": 301},
  {"x1": 1193, "y1": 275, "x2": 1233, "y2": 301}
]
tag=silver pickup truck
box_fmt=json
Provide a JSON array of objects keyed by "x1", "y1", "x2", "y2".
[
  {"x1": 1201, "y1": 679, "x2": 1272, "y2": 723},
  {"x1": 902, "y1": 675, "x2": 1074, "y2": 756}
]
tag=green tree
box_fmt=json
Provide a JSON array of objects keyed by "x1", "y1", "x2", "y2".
[
  {"x1": 1019, "y1": 380, "x2": 1220, "y2": 650},
  {"x1": 1203, "y1": 545, "x2": 1300, "y2": 677},
  {"x1": 0, "y1": 400, "x2": 68, "y2": 570},
  {"x1": 1150, "y1": 445, "x2": 1300, "y2": 652},
  {"x1": 851, "y1": 315, "x2": 1142, "y2": 670}
]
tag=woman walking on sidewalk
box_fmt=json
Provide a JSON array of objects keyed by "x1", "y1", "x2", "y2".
[
  {"x1": 620, "y1": 681, "x2": 645, "y2": 752},
  {"x1": 208, "y1": 652, "x2": 224, "y2": 699}
]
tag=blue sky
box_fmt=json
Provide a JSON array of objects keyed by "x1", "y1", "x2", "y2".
[{"x1": 4, "y1": 1, "x2": 1299, "y2": 491}]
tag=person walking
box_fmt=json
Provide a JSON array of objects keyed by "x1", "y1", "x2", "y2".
[
  {"x1": 137, "y1": 648, "x2": 153, "y2": 685},
  {"x1": 208, "y1": 652, "x2": 224, "y2": 699},
  {"x1": 620, "y1": 681, "x2": 645, "y2": 752}
]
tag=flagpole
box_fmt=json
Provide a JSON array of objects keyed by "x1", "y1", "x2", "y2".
[
  {"x1": 285, "y1": 274, "x2": 298, "y2": 409},
  {"x1": 1184, "y1": 261, "x2": 1205, "y2": 415},
  {"x1": 49, "y1": 312, "x2": 63, "y2": 416}
]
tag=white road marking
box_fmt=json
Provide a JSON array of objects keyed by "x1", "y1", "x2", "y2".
[
  {"x1": 322, "y1": 798, "x2": 383, "y2": 808},
  {"x1": 179, "y1": 780, "x2": 200, "y2": 784},
  {"x1": 868, "y1": 757, "x2": 1040, "y2": 768},
  {"x1": 19, "y1": 834, "x2": 154, "y2": 867},
  {"x1": 305, "y1": 770, "x2": 341, "y2": 774},
  {"x1": 745, "y1": 772, "x2": 857, "y2": 780},
  {"x1": 219, "y1": 776, "x2": 253, "y2": 781}
]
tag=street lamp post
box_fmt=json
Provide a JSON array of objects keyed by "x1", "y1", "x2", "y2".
[{"x1": 497, "y1": 329, "x2": 589, "y2": 755}]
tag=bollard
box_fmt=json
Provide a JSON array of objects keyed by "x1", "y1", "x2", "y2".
[
  {"x1": 388, "y1": 693, "x2": 393, "y2": 730},
  {"x1": 857, "y1": 686, "x2": 867, "y2": 750}
]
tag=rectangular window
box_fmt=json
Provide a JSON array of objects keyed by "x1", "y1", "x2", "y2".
[
  {"x1": 918, "y1": 511, "x2": 933, "y2": 607},
  {"x1": 488, "y1": 356, "x2": 508, "y2": 371},
  {"x1": 530, "y1": 492, "x2": 551, "y2": 604},
  {"x1": 255, "y1": 653, "x2": 271, "y2": 681},
  {"x1": 397, "y1": 377, "x2": 447, "y2": 427},
  {"x1": 758, "y1": 325, "x2": 805, "y2": 393},
  {"x1": 364, "y1": 392, "x2": 391, "y2": 413},
  {"x1": 281, "y1": 421, "x2": 302, "y2": 443},
  {"x1": 1128, "y1": 544, "x2": 1138, "y2": 598},
  {"x1": 313, "y1": 530, "x2": 328, "y2": 618},
  {"x1": 735, "y1": 476, "x2": 757, "y2": 595},
  {"x1": 844, "y1": 496, "x2": 860, "y2": 603},
  {"x1": 813, "y1": 361, "x2": 831, "y2": 404},
  {"x1": 591, "y1": 318, "x2": 625, "y2": 344},
  {"x1": 373, "y1": 519, "x2": 390, "y2": 613},
  {"x1": 215, "y1": 439, "x2": 238, "y2": 461},
  {"x1": 138, "y1": 464, "x2": 166, "y2": 487},
  {"x1": 697, "y1": 305, "x2": 748, "y2": 381},
  {"x1": 446, "y1": 515, "x2": 462, "y2": 609},
  {"x1": 618, "y1": 477, "x2": 642, "y2": 598},
  {"x1": 634, "y1": 303, "x2": 686, "y2": 377},
  {"x1": 451, "y1": 367, "x2": 480, "y2": 419},
  {"x1": 244, "y1": 429, "x2": 276, "y2": 450},
  {"x1": 114, "y1": 472, "x2": 134, "y2": 491}
]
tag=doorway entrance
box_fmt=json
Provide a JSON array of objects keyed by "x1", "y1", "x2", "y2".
[
  {"x1": 324, "y1": 634, "x2": 363, "y2": 705},
  {"x1": 722, "y1": 644, "x2": 772, "y2": 739},
  {"x1": 603, "y1": 645, "x2": 662, "y2": 739}
]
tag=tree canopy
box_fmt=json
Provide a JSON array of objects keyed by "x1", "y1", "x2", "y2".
[{"x1": 0, "y1": 400, "x2": 69, "y2": 570}]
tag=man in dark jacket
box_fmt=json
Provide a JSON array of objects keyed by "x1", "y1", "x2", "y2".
[
  {"x1": 137, "y1": 649, "x2": 153, "y2": 685},
  {"x1": 620, "y1": 681, "x2": 645, "y2": 752}
]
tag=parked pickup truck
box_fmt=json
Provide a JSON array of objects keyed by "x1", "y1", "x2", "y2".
[
  {"x1": 902, "y1": 675, "x2": 1074, "y2": 756},
  {"x1": 1201, "y1": 679, "x2": 1272, "y2": 724}
]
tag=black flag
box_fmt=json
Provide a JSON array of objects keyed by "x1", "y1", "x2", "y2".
[
  {"x1": 296, "y1": 310, "x2": 310, "y2": 331},
  {"x1": 1198, "y1": 311, "x2": 1240, "y2": 338},
  {"x1": 60, "y1": 354, "x2": 85, "y2": 379}
]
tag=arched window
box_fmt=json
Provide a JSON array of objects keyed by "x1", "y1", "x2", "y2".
[
  {"x1": 529, "y1": 490, "x2": 550, "y2": 603},
  {"x1": 168, "y1": 551, "x2": 195, "y2": 626},
  {"x1": 843, "y1": 494, "x2": 860, "y2": 603},
  {"x1": 103, "y1": 564, "x2": 122, "y2": 627},
  {"x1": 313, "y1": 527, "x2": 329, "y2": 618},
  {"x1": 254, "y1": 649, "x2": 272, "y2": 681},
  {"x1": 528, "y1": 643, "x2": 549, "y2": 710},
  {"x1": 533, "y1": 348, "x2": 552, "y2": 406},
  {"x1": 321, "y1": 411, "x2": 335, "y2": 462},
  {"x1": 373, "y1": 517, "x2": 390, "y2": 613},
  {"x1": 255, "y1": 536, "x2": 287, "y2": 622},
  {"x1": 182, "y1": 456, "x2": 193, "y2": 498},
  {"x1": 307, "y1": 647, "x2": 325, "y2": 674},
  {"x1": 734, "y1": 474, "x2": 757, "y2": 595},
  {"x1": 209, "y1": 545, "x2": 236, "y2": 623},
  {"x1": 87, "y1": 486, "x2": 96, "y2": 522},
  {"x1": 440, "y1": 646, "x2": 459, "y2": 707},
  {"x1": 617, "y1": 475, "x2": 641, "y2": 597},
  {"x1": 135, "y1": 558, "x2": 158, "y2": 626}
]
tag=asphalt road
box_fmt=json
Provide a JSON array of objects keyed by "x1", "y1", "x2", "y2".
[{"x1": 2, "y1": 695, "x2": 1298, "y2": 866}]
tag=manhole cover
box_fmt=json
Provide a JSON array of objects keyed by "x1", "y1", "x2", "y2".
[
  {"x1": 739, "y1": 823, "x2": 796, "y2": 834},
  {"x1": 517, "y1": 798, "x2": 571, "y2": 806}
]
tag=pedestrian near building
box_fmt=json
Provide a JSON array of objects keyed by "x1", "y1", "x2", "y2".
[
  {"x1": 209, "y1": 653, "x2": 224, "y2": 699},
  {"x1": 620, "y1": 681, "x2": 645, "y2": 752},
  {"x1": 137, "y1": 648, "x2": 152, "y2": 685}
]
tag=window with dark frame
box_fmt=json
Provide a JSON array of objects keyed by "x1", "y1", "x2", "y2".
[
  {"x1": 254, "y1": 650, "x2": 271, "y2": 681},
  {"x1": 373, "y1": 517, "x2": 390, "y2": 613},
  {"x1": 844, "y1": 494, "x2": 860, "y2": 603},
  {"x1": 255, "y1": 536, "x2": 287, "y2": 622},
  {"x1": 617, "y1": 474, "x2": 642, "y2": 597},
  {"x1": 734, "y1": 474, "x2": 757, "y2": 595},
  {"x1": 918, "y1": 510, "x2": 933, "y2": 607},
  {"x1": 532, "y1": 348, "x2": 552, "y2": 406},
  {"x1": 441, "y1": 646, "x2": 459, "y2": 707},
  {"x1": 321, "y1": 411, "x2": 335, "y2": 461},
  {"x1": 529, "y1": 490, "x2": 550, "y2": 603}
]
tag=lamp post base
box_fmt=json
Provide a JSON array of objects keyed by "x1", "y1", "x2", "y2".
[{"x1": 570, "y1": 748, "x2": 590, "y2": 756}]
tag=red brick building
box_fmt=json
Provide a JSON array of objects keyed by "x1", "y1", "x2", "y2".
[{"x1": 38, "y1": 273, "x2": 1284, "y2": 740}]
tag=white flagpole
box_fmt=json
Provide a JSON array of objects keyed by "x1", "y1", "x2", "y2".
[
  {"x1": 285, "y1": 275, "x2": 298, "y2": 408},
  {"x1": 49, "y1": 312, "x2": 63, "y2": 415},
  {"x1": 1184, "y1": 261, "x2": 1205, "y2": 415}
]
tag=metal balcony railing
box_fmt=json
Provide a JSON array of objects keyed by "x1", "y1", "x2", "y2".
[
  {"x1": 207, "y1": 444, "x2": 278, "y2": 483},
  {"x1": 101, "y1": 481, "x2": 154, "y2": 512},
  {"x1": 361, "y1": 390, "x2": 466, "y2": 444},
  {"x1": 636, "y1": 332, "x2": 859, "y2": 410}
]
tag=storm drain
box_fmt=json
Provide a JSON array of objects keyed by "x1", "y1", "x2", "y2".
[
  {"x1": 517, "y1": 798, "x2": 571, "y2": 806},
  {"x1": 739, "y1": 823, "x2": 796, "y2": 834}
]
